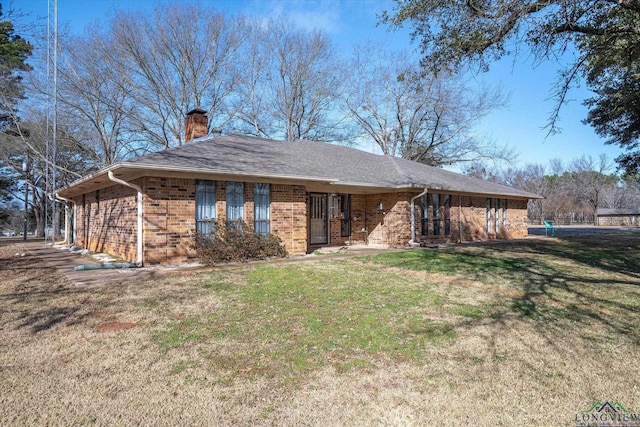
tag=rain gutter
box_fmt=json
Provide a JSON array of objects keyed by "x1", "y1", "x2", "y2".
[{"x1": 108, "y1": 171, "x2": 143, "y2": 266}]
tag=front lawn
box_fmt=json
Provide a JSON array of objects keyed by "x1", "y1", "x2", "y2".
[{"x1": 1, "y1": 234, "x2": 639, "y2": 426}]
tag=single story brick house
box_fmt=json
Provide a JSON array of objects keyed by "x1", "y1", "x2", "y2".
[
  {"x1": 596, "y1": 208, "x2": 640, "y2": 226},
  {"x1": 56, "y1": 109, "x2": 540, "y2": 265}
]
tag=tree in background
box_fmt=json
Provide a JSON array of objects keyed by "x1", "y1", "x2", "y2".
[
  {"x1": 0, "y1": 4, "x2": 32, "y2": 132},
  {"x1": 566, "y1": 154, "x2": 618, "y2": 214},
  {"x1": 18, "y1": 3, "x2": 507, "y2": 174},
  {"x1": 232, "y1": 17, "x2": 346, "y2": 142},
  {"x1": 345, "y1": 43, "x2": 511, "y2": 166},
  {"x1": 380, "y1": 0, "x2": 640, "y2": 173},
  {"x1": 465, "y1": 154, "x2": 639, "y2": 224},
  {"x1": 109, "y1": 3, "x2": 243, "y2": 148},
  {"x1": 0, "y1": 111, "x2": 86, "y2": 236},
  {"x1": 50, "y1": 28, "x2": 137, "y2": 167},
  {"x1": 0, "y1": 4, "x2": 32, "y2": 228},
  {"x1": 581, "y1": 7, "x2": 640, "y2": 173},
  {"x1": 0, "y1": 163, "x2": 16, "y2": 225}
]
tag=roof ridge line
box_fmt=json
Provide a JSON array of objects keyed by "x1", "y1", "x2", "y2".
[{"x1": 388, "y1": 155, "x2": 413, "y2": 185}]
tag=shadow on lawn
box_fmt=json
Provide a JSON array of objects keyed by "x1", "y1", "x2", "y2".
[
  {"x1": 0, "y1": 251, "x2": 121, "y2": 334},
  {"x1": 367, "y1": 233, "x2": 640, "y2": 350},
  {"x1": 447, "y1": 236, "x2": 640, "y2": 351},
  {"x1": 382, "y1": 236, "x2": 640, "y2": 378}
]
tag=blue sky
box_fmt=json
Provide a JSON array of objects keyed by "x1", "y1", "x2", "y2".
[{"x1": 13, "y1": 0, "x2": 623, "y2": 172}]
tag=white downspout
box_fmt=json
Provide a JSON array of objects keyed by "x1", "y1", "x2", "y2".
[
  {"x1": 54, "y1": 193, "x2": 73, "y2": 245},
  {"x1": 409, "y1": 188, "x2": 428, "y2": 246},
  {"x1": 108, "y1": 171, "x2": 143, "y2": 266}
]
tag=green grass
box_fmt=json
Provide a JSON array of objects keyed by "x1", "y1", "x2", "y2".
[
  {"x1": 155, "y1": 262, "x2": 456, "y2": 377},
  {"x1": 357, "y1": 249, "x2": 533, "y2": 278},
  {"x1": 3, "y1": 236, "x2": 640, "y2": 426},
  {"x1": 360, "y1": 243, "x2": 640, "y2": 325},
  {"x1": 451, "y1": 304, "x2": 486, "y2": 319},
  {"x1": 156, "y1": 317, "x2": 204, "y2": 351},
  {"x1": 152, "y1": 239, "x2": 640, "y2": 381}
]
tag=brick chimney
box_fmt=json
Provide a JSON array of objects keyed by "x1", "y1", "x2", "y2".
[{"x1": 184, "y1": 108, "x2": 208, "y2": 143}]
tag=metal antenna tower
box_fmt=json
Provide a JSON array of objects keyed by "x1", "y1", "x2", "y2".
[{"x1": 46, "y1": 0, "x2": 58, "y2": 245}]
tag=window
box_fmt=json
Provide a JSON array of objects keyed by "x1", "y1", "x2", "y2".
[
  {"x1": 432, "y1": 193, "x2": 440, "y2": 236},
  {"x1": 254, "y1": 183, "x2": 270, "y2": 235},
  {"x1": 444, "y1": 194, "x2": 451, "y2": 235},
  {"x1": 340, "y1": 194, "x2": 351, "y2": 237},
  {"x1": 329, "y1": 194, "x2": 340, "y2": 219},
  {"x1": 502, "y1": 199, "x2": 508, "y2": 230},
  {"x1": 494, "y1": 198, "x2": 500, "y2": 233},
  {"x1": 226, "y1": 181, "x2": 244, "y2": 226},
  {"x1": 421, "y1": 194, "x2": 429, "y2": 236},
  {"x1": 196, "y1": 180, "x2": 216, "y2": 234},
  {"x1": 421, "y1": 193, "x2": 451, "y2": 236},
  {"x1": 486, "y1": 198, "x2": 492, "y2": 233}
]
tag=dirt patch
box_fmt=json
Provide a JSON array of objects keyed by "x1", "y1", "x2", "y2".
[{"x1": 96, "y1": 321, "x2": 138, "y2": 333}]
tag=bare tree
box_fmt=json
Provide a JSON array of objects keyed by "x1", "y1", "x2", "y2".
[
  {"x1": 614, "y1": 175, "x2": 640, "y2": 209},
  {"x1": 0, "y1": 109, "x2": 85, "y2": 236},
  {"x1": 110, "y1": 3, "x2": 243, "y2": 147},
  {"x1": 567, "y1": 154, "x2": 617, "y2": 213},
  {"x1": 344, "y1": 44, "x2": 512, "y2": 167},
  {"x1": 231, "y1": 17, "x2": 347, "y2": 142},
  {"x1": 41, "y1": 28, "x2": 139, "y2": 167}
]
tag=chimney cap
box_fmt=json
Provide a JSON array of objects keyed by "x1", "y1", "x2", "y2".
[{"x1": 186, "y1": 108, "x2": 207, "y2": 116}]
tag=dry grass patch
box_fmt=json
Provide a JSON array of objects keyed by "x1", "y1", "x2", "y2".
[{"x1": 1, "y1": 235, "x2": 639, "y2": 426}]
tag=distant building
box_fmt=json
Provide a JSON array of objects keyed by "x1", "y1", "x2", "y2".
[{"x1": 596, "y1": 208, "x2": 640, "y2": 226}]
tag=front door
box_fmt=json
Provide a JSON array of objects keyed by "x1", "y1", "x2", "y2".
[{"x1": 309, "y1": 193, "x2": 328, "y2": 245}]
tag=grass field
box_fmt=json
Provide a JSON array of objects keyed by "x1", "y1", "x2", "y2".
[{"x1": 1, "y1": 234, "x2": 639, "y2": 426}]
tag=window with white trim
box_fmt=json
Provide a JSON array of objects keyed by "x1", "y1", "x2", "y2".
[
  {"x1": 432, "y1": 193, "x2": 440, "y2": 236},
  {"x1": 421, "y1": 193, "x2": 452, "y2": 236},
  {"x1": 486, "y1": 198, "x2": 492, "y2": 233},
  {"x1": 421, "y1": 194, "x2": 429, "y2": 236},
  {"x1": 226, "y1": 181, "x2": 244, "y2": 226},
  {"x1": 196, "y1": 180, "x2": 216, "y2": 234},
  {"x1": 340, "y1": 194, "x2": 351, "y2": 237},
  {"x1": 444, "y1": 194, "x2": 451, "y2": 235},
  {"x1": 254, "y1": 183, "x2": 270, "y2": 235},
  {"x1": 502, "y1": 199, "x2": 508, "y2": 229}
]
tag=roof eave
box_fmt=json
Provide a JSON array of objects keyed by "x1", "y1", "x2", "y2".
[
  {"x1": 56, "y1": 163, "x2": 339, "y2": 198},
  {"x1": 58, "y1": 163, "x2": 543, "y2": 201}
]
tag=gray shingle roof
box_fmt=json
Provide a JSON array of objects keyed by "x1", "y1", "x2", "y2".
[
  {"x1": 61, "y1": 133, "x2": 540, "y2": 199},
  {"x1": 126, "y1": 134, "x2": 539, "y2": 198},
  {"x1": 597, "y1": 208, "x2": 640, "y2": 216}
]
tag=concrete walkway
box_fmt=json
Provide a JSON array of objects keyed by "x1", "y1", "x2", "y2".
[
  {"x1": 21, "y1": 242, "x2": 178, "y2": 287},
  {"x1": 18, "y1": 241, "x2": 396, "y2": 287}
]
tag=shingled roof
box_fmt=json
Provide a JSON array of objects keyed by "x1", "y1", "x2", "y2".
[
  {"x1": 58, "y1": 134, "x2": 540, "y2": 199},
  {"x1": 596, "y1": 208, "x2": 640, "y2": 216}
]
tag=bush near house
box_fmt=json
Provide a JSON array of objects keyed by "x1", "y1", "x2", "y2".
[{"x1": 193, "y1": 219, "x2": 288, "y2": 264}]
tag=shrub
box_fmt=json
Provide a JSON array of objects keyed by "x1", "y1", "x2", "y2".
[{"x1": 193, "y1": 219, "x2": 288, "y2": 265}]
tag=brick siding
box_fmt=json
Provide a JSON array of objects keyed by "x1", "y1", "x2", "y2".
[
  {"x1": 72, "y1": 178, "x2": 308, "y2": 265},
  {"x1": 323, "y1": 192, "x2": 529, "y2": 248},
  {"x1": 143, "y1": 177, "x2": 195, "y2": 264},
  {"x1": 271, "y1": 184, "x2": 307, "y2": 255},
  {"x1": 71, "y1": 177, "x2": 530, "y2": 264},
  {"x1": 72, "y1": 182, "x2": 139, "y2": 262}
]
